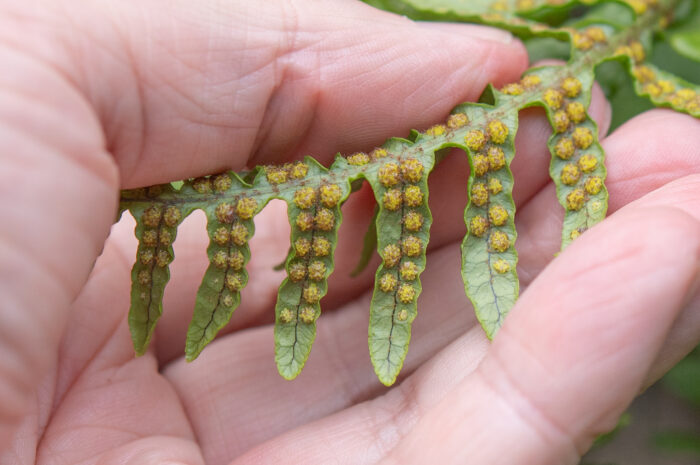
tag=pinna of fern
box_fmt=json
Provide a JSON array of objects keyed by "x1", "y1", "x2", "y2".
[{"x1": 119, "y1": 0, "x2": 700, "y2": 386}]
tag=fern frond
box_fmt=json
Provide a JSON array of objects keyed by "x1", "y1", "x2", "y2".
[{"x1": 120, "y1": 0, "x2": 698, "y2": 384}]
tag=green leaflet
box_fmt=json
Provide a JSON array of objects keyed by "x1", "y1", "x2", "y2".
[
  {"x1": 458, "y1": 105, "x2": 520, "y2": 338},
  {"x1": 274, "y1": 160, "x2": 351, "y2": 380},
  {"x1": 125, "y1": 185, "x2": 188, "y2": 355},
  {"x1": 531, "y1": 66, "x2": 609, "y2": 247},
  {"x1": 185, "y1": 173, "x2": 263, "y2": 361},
  {"x1": 119, "y1": 0, "x2": 698, "y2": 384},
  {"x1": 350, "y1": 205, "x2": 379, "y2": 277},
  {"x1": 366, "y1": 139, "x2": 435, "y2": 386}
]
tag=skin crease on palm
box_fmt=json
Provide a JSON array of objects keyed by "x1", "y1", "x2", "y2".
[{"x1": 0, "y1": 0, "x2": 699, "y2": 464}]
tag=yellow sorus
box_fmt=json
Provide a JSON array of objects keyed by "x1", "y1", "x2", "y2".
[
  {"x1": 215, "y1": 202, "x2": 235, "y2": 223},
  {"x1": 312, "y1": 237, "x2": 331, "y2": 257},
  {"x1": 230, "y1": 223, "x2": 248, "y2": 246},
  {"x1": 156, "y1": 250, "x2": 171, "y2": 267},
  {"x1": 229, "y1": 250, "x2": 245, "y2": 270},
  {"x1": 629, "y1": 41, "x2": 645, "y2": 62},
  {"x1": 139, "y1": 249, "x2": 154, "y2": 265},
  {"x1": 633, "y1": 65, "x2": 656, "y2": 83},
  {"x1": 577, "y1": 154, "x2": 598, "y2": 173},
  {"x1": 137, "y1": 270, "x2": 151, "y2": 285},
  {"x1": 303, "y1": 284, "x2": 321, "y2": 304},
  {"x1": 307, "y1": 260, "x2": 327, "y2": 281},
  {"x1": 657, "y1": 80, "x2": 675, "y2": 94},
  {"x1": 572, "y1": 127, "x2": 594, "y2": 149},
  {"x1": 212, "y1": 250, "x2": 229, "y2": 269},
  {"x1": 378, "y1": 162, "x2": 401, "y2": 187},
  {"x1": 382, "y1": 244, "x2": 402, "y2": 267},
  {"x1": 585, "y1": 26, "x2": 607, "y2": 43},
  {"x1": 570, "y1": 229, "x2": 581, "y2": 240},
  {"x1": 213, "y1": 174, "x2": 232, "y2": 192},
  {"x1": 552, "y1": 110, "x2": 570, "y2": 133},
  {"x1": 572, "y1": 32, "x2": 593, "y2": 50},
  {"x1": 379, "y1": 273, "x2": 398, "y2": 293},
  {"x1": 492, "y1": 259, "x2": 511, "y2": 274},
  {"x1": 320, "y1": 184, "x2": 342, "y2": 207},
  {"x1": 289, "y1": 161, "x2": 308, "y2": 179},
  {"x1": 447, "y1": 113, "x2": 469, "y2": 129},
  {"x1": 397, "y1": 284, "x2": 416, "y2": 303},
  {"x1": 236, "y1": 197, "x2": 258, "y2": 220},
  {"x1": 489, "y1": 231, "x2": 510, "y2": 253},
  {"x1": 543, "y1": 88, "x2": 564, "y2": 109},
  {"x1": 295, "y1": 212, "x2": 314, "y2": 232},
  {"x1": 159, "y1": 230, "x2": 173, "y2": 246},
  {"x1": 404, "y1": 185, "x2": 424, "y2": 207},
  {"x1": 488, "y1": 178, "x2": 503, "y2": 194},
  {"x1": 299, "y1": 305, "x2": 316, "y2": 325},
  {"x1": 371, "y1": 148, "x2": 388, "y2": 159},
  {"x1": 294, "y1": 237, "x2": 311, "y2": 257},
  {"x1": 212, "y1": 227, "x2": 229, "y2": 246},
  {"x1": 676, "y1": 88, "x2": 696, "y2": 101},
  {"x1": 566, "y1": 188, "x2": 586, "y2": 211},
  {"x1": 164, "y1": 206, "x2": 182, "y2": 227},
  {"x1": 402, "y1": 235, "x2": 423, "y2": 257},
  {"x1": 294, "y1": 187, "x2": 317, "y2": 209},
  {"x1": 465, "y1": 129, "x2": 488, "y2": 152},
  {"x1": 488, "y1": 146, "x2": 506, "y2": 171},
  {"x1": 500, "y1": 83, "x2": 524, "y2": 95},
  {"x1": 399, "y1": 261, "x2": 418, "y2": 281},
  {"x1": 516, "y1": 0, "x2": 534, "y2": 9},
  {"x1": 142, "y1": 206, "x2": 163, "y2": 228},
  {"x1": 471, "y1": 183, "x2": 489, "y2": 207},
  {"x1": 425, "y1": 124, "x2": 446, "y2": 136},
  {"x1": 566, "y1": 102, "x2": 586, "y2": 123},
  {"x1": 488, "y1": 205, "x2": 509, "y2": 226},
  {"x1": 561, "y1": 164, "x2": 581, "y2": 185},
  {"x1": 225, "y1": 272, "x2": 244, "y2": 292},
  {"x1": 314, "y1": 209, "x2": 335, "y2": 231},
  {"x1": 299, "y1": 306, "x2": 317, "y2": 324},
  {"x1": 347, "y1": 152, "x2": 370, "y2": 166},
  {"x1": 266, "y1": 167, "x2": 288, "y2": 185},
  {"x1": 383, "y1": 188, "x2": 402, "y2": 211},
  {"x1": 521, "y1": 74, "x2": 542, "y2": 88},
  {"x1": 288, "y1": 262, "x2": 307, "y2": 282},
  {"x1": 401, "y1": 158, "x2": 424, "y2": 183},
  {"x1": 585, "y1": 176, "x2": 604, "y2": 195},
  {"x1": 473, "y1": 154, "x2": 489, "y2": 177},
  {"x1": 142, "y1": 230, "x2": 158, "y2": 247},
  {"x1": 554, "y1": 137, "x2": 575, "y2": 159},
  {"x1": 403, "y1": 211, "x2": 424, "y2": 232},
  {"x1": 396, "y1": 309, "x2": 409, "y2": 322},
  {"x1": 626, "y1": 0, "x2": 647, "y2": 14},
  {"x1": 561, "y1": 77, "x2": 582, "y2": 98},
  {"x1": 192, "y1": 177, "x2": 212, "y2": 194},
  {"x1": 279, "y1": 308, "x2": 294, "y2": 324},
  {"x1": 487, "y1": 120, "x2": 509, "y2": 144},
  {"x1": 469, "y1": 215, "x2": 489, "y2": 237},
  {"x1": 644, "y1": 83, "x2": 662, "y2": 98}
]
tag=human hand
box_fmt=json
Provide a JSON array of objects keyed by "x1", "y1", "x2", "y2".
[{"x1": 1, "y1": 1, "x2": 698, "y2": 464}]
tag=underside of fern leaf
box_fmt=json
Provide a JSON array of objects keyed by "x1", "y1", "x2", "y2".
[{"x1": 120, "y1": 0, "x2": 699, "y2": 385}]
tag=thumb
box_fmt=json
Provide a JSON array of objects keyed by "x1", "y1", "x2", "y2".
[{"x1": 381, "y1": 183, "x2": 700, "y2": 464}]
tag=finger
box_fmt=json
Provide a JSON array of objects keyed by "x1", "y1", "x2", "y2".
[
  {"x1": 30, "y1": 0, "x2": 527, "y2": 186},
  {"x1": 228, "y1": 176, "x2": 700, "y2": 465},
  {"x1": 0, "y1": 42, "x2": 118, "y2": 450}
]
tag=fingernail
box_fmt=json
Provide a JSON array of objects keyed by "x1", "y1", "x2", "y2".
[{"x1": 417, "y1": 22, "x2": 514, "y2": 44}]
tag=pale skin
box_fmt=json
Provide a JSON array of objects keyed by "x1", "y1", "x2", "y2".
[{"x1": 1, "y1": 0, "x2": 699, "y2": 464}]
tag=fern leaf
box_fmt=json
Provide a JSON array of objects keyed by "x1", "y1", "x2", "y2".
[
  {"x1": 125, "y1": 185, "x2": 188, "y2": 355},
  {"x1": 184, "y1": 173, "x2": 264, "y2": 361},
  {"x1": 274, "y1": 158, "x2": 351, "y2": 379},
  {"x1": 457, "y1": 105, "x2": 520, "y2": 338}
]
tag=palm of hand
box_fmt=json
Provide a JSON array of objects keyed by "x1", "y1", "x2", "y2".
[{"x1": 2, "y1": 1, "x2": 699, "y2": 465}]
